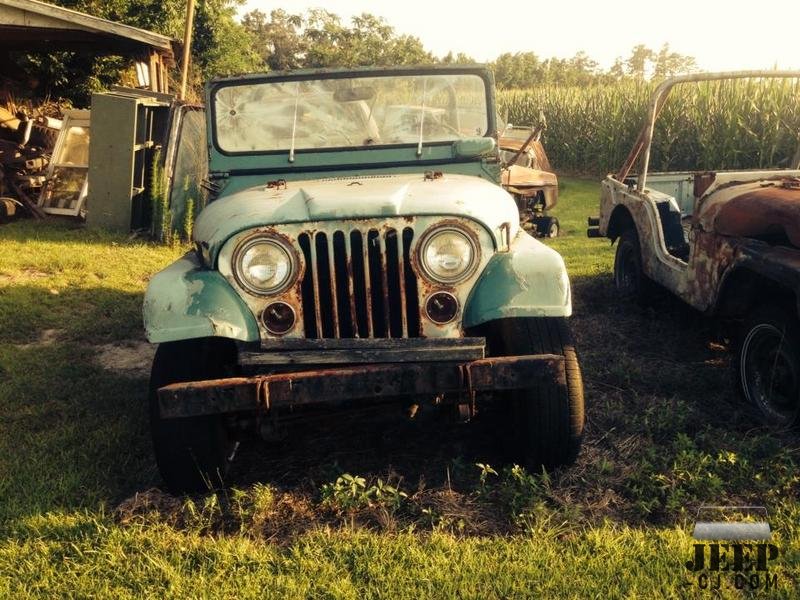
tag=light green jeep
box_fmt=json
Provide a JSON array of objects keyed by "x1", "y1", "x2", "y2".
[{"x1": 143, "y1": 65, "x2": 584, "y2": 493}]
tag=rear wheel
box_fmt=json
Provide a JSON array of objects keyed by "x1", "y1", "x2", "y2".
[
  {"x1": 532, "y1": 215, "x2": 559, "y2": 238},
  {"x1": 614, "y1": 228, "x2": 653, "y2": 305},
  {"x1": 736, "y1": 306, "x2": 800, "y2": 428},
  {"x1": 149, "y1": 338, "x2": 238, "y2": 494},
  {"x1": 485, "y1": 317, "x2": 584, "y2": 469}
]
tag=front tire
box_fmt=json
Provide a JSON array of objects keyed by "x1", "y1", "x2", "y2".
[
  {"x1": 149, "y1": 338, "x2": 238, "y2": 494},
  {"x1": 614, "y1": 228, "x2": 653, "y2": 305},
  {"x1": 737, "y1": 306, "x2": 800, "y2": 428},
  {"x1": 485, "y1": 318, "x2": 585, "y2": 469}
]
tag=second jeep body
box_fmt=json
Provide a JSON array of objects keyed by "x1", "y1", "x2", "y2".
[{"x1": 590, "y1": 70, "x2": 800, "y2": 428}]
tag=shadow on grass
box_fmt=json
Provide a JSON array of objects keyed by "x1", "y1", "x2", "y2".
[
  {"x1": 2, "y1": 273, "x2": 798, "y2": 536},
  {"x1": 0, "y1": 285, "x2": 154, "y2": 525},
  {"x1": 0, "y1": 284, "x2": 146, "y2": 344}
]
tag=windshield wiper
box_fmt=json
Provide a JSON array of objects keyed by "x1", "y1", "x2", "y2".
[
  {"x1": 288, "y1": 81, "x2": 300, "y2": 163},
  {"x1": 416, "y1": 78, "x2": 428, "y2": 157}
]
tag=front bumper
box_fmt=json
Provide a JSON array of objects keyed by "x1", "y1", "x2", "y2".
[{"x1": 157, "y1": 354, "x2": 566, "y2": 419}]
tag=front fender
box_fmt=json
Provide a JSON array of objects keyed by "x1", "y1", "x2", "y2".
[
  {"x1": 463, "y1": 232, "x2": 571, "y2": 327},
  {"x1": 143, "y1": 252, "x2": 260, "y2": 344}
]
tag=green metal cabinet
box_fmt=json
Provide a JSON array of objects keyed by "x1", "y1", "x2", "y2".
[{"x1": 85, "y1": 90, "x2": 170, "y2": 231}]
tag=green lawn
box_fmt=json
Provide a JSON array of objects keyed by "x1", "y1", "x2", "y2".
[{"x1": 1, "y1": 180, "x2": 798, "y2": 598}]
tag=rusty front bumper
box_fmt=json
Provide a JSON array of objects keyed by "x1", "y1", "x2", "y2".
[{"x1": 157, "y1": 355, "x2": 565, "y2": 419}]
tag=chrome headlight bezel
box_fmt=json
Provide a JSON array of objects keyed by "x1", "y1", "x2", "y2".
[
  {"x1": 232, "y1": 234, "x2": 299, "y2": 296},
  {"x1": 417, "y1": 224, "x2": 480, "y2": 285}
]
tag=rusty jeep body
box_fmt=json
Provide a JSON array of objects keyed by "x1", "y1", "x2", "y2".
[
  {"x1": 143, "y1": 65, "x2": 584, "y2": 493},
  {"x1": 499, "y1": 122, "x2": 560, "y2": 237},
  {"x1": 589, "y1": 70, "x2": 800, "y2": 427}
]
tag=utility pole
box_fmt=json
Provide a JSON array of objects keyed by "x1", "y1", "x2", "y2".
[{"x1": 179, "y1": 0, "x2": 196, "y2": 100}]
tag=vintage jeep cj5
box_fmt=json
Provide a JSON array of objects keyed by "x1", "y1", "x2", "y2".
[{"x1": 143, "y1": 65, "x2": 583, "y2": 493}]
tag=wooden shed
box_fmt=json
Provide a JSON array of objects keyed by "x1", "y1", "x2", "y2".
[{"x1": 0, "y1": 0, "x2": 177, "y2": 93}]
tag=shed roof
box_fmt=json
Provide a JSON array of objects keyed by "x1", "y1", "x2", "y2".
[{"x1": 0, "y1": 0, "x2": 176, "y2": 60}]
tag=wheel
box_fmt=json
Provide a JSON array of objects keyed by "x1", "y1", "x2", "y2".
[
  {"x1": 149, "y1": 338, "x2": 238, "y2": 494},
  {"x1": 485, "y1": 317, "x2": 585, "y2": 469},
  {"x1": 532, "y1": 215, "x2": 559, "y2": 238},
  {"x1": 546, "y1": 218, "x2": 559, "y2": 238},
  {"x1": 736, "y1": 306, "x2": 800, "y2": 428},
  {"x1": 613, "y1": 228, "x2": 653, "y2": 305}
]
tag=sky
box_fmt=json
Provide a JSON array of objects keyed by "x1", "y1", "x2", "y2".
[{"x1": 240, "y1": 0, "x2": 800, "y2": 72}]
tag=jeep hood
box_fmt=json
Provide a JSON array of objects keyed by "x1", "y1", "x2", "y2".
[
  {"x1": 194, "y1": 173, "x2": 520, "y2": 264},
  {"x1": 696, "y1": 175, "x2": 800, "y2": 247}
]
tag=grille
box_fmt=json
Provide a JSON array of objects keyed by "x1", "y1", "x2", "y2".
[{"x1": 298, "y1": 227, "x2": 420, "y2": 338}]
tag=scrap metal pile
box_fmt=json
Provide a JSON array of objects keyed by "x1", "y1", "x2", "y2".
[{"x1": 0, "y1": 96, "x2": 62, "y2": 221}]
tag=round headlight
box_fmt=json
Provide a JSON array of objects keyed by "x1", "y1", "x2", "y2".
[
  {"x1": 419, "y1": 226, "x2": 479, "y2": 284},
  {"x1": 234, "y1": 237, "x2": 297, "y2": 295}
]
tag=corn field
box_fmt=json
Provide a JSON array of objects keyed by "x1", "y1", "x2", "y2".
[{"x1": 498, "y1": 78, "x2": 800, "y2": 175}]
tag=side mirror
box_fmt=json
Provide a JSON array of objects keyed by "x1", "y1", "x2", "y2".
[{"x1": 452, "y1": 137, "x2": 496, "y2": 158}]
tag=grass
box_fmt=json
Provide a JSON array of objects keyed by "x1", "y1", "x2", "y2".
[{"x1": 1, "y1": 184, "x2": 799, "y2": 598}]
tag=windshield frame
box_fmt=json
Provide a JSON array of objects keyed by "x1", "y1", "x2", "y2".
[{"x1": 208, "y1": 66, "x2": 496, "y2": 159}]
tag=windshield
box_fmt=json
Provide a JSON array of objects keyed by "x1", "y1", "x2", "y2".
[{"x1": 213, "y1": 73, "x2": 489, "y2": 154}]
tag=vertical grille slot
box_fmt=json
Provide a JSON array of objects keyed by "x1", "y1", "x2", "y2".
[
  {"x1": 350, "y1": 230, "x2": 371, "y2": 337},
  {"x1": 299, "y1": 225, "x2": 420, "y2": 339},
  {"x1": 332, "y1": 231, "x2": 353, "y2": 337},
  {"x1": 298, "y1": 233, "x2": 317, "y2": 338},
  {"x1": 403, "y1": 227, "x2": 420, "y2": 337},
  {"x1": 367, "y1": 229, "x2": 387, "y2": 337}
]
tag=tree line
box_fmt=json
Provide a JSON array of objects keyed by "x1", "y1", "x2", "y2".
[
  {"x1": 9, "y1": 1, "x2": 698, "y2": 104},
  {"x1": 239, "y1": 8, "x2": 697, "y2": 87}
]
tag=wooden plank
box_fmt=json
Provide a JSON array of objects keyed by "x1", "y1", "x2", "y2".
[{"x1": 148, "y1": 51, "x2": 159, "y2": 92}]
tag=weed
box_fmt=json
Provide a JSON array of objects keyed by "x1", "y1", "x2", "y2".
[
  {"x1": 475, "y1": 463, "x2": 498, "y2": 488},
  {"x1": 320, "y1": 474, "x2": 370, "y2": 512}
]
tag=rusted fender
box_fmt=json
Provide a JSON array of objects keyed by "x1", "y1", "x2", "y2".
[
  {"x1": 462, "y1": 231, "x2": 571, "y2": 327},
  {"x1": 143, "y1": 251, "x2": 259, "y2": 344}
]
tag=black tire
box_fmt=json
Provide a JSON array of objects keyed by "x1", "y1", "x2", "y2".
[
  {"x1": 532, "y1": 215, "x2": 559, "y2": 239},
  {"x1": 614, "y1": 228, "x2": 653, "y2": 305},
  {"x1": 149, "y1": 338, "x2": 237, "y2": 494},
  {"x1": 486, "y1": 317, "x2": 584, "y2": 469},
  {"x1": 736, "y1": 306, "x2": 800, "y2": 428}
]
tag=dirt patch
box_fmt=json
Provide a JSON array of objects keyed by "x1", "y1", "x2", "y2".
[
  {"x1": 94, "y1": 340, "x2": 154, "y2": 377},
  {"x1": 14, "y1": 328, "x2": 65, "y2": 349},
  {"x1": 0, "y1": 269, "x2": 53, "y2": 285}
]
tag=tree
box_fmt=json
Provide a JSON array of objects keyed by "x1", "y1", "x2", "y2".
[
  {"x1": 240, "y1": 9, "x2": 434, "y2": 70},
  {"x1": 441, "y1": 51, "x2": 476, "y2": 64},
  {"x1": 492, "y1": 52, "x2": 544, "y2": 88},
  {"x1": 653, "y1": 43, "x2": 698, "y2": 78},
  {"x1": 626, "y1": 44, "x2": 656, "y2": 79},
  {"x1": 240, "y1": 9, "x2": 304, "y2": 71},
  {"x1": 610, "y1": 43, "x2": 698, "y2": 81},
  {"x1": 191, "y1": 0, "x2": 260, "y2": 78}
]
